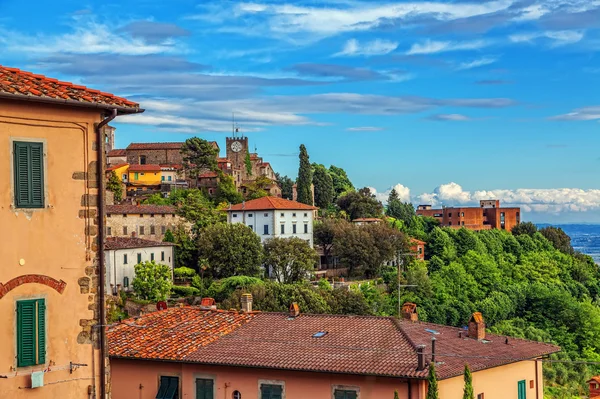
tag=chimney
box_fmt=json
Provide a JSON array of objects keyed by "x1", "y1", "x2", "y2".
[
  {"x1": 416, "y1": 345, "x2": 426, "y2": 371},
  {"x1": 431, "y1": 337, "x2": 436, "y2": 363},
  {"x1": 468, "y1": 312, "x2": 486, "y2": 340},
  {"x1": 401, "y1": 302, "x2": 418, "y2": 322},
  {"x1": 241, "y1": 293, "x2": 253, "y2": 312},
  {"x1": 289, "y1": 302, "x2": 300, "y2": 318}
]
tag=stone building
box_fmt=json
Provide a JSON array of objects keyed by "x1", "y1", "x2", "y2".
[
  {"x1": 0, "y1": 65, "x2": 142, "y2": 398},
  {"x1": 416, "y1": 200, "x2": 521, "y2": 232},
  {"x1": 106, "y1": 204, "x2": 182, "y2": 242},
  {"x1": 125, "y1": 141, "x2": 219, "y2": 166}
]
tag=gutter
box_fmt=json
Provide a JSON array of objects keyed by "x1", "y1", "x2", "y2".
[{"x1": 0, "y1": 92, "x2": 144, "y2": 115}]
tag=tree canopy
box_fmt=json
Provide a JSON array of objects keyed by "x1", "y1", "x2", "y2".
[
  {"x1": 312, "y1": 163, "x2": 334, "y2": 209},
  {"x1": 296, "y1": 144, "x2": 313, "y2": 205},
  {"x1": 132, "y1": 261, "x2": 172, "y2": 302},
  {"x1": 329, "y1": 165, "x2": 354, "y2": 200},
  {"x1": 275, "y1": 173, "x2": 294, "y2": 200},
  {"x1": 336, "y1": 187, "x2": 383, "y2": 220},
  {"x1": 264, "y1": 237, "x2": 318, "y2": 283},
  {"x1": 180, "y1": 137, "x2": 218, "y2": 180}
]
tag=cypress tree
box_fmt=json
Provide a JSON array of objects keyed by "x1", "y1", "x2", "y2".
[
  {"x1": 426, "y1": 362, "x2": 439, "y2": 399},
  {"x1": 296, "y1": 144, "x2": 313, "y2": 205},
  {"x1": 463, "y1": 364, "x2": 474, "y2": 399}
]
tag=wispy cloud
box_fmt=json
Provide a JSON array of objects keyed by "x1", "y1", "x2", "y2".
[
  {"x1": 334, "y1": 38, "x2": 398, "y2": 57},
  {"x1": 476, "y1": 79, "x2": 514, "y2": 85},
  {"x1": 118, "y1": 21, "x2": 191, "y2": 44},
  {"x1": 551, "y1": 106, "x2": 600, "y2": 121},
  {"x1": 406, "y1": 39, "x2": 488, "y2": 55},
  {"x1": 287, "y1": 63, "x2": 388, "y2": 81},
  {"x1": 509, "y1": 30, "x2": 584, "y2": 46},
  {"x1": 347, "y1": 126, "x2": 385, "y2": 131},
  {"x1": 426, "y1": 113, "x2": 472, "y2": 121},
  {"x1": 457, "y1": 57, "x2": 498, "y2": 70}
]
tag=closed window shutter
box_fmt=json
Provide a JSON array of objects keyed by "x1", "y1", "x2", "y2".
[
  {"x1": 14, "y1": 142, "x2": 44, "y2": 208},
  {"x1": 17, "y1": 300, "x2": 37, "y2": 367},
  {"x1": 196, "y1": 379, "x2": 214, "y2": 399},
  {"x1": 261, "y1": 384, "x2": 282, "y2": 399},
  {"x1": 271, "y1": 385, "x2": 282, "y2": 399},
  {"x1": 37, "y1": 299, "x2": 46, "y2": 364},
  {"x1": 30, "y1": 144, "x2": 44, "y2": 207}
]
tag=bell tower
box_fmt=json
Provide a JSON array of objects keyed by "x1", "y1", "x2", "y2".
[{"x1": 226, "y1": 136, "x2": 249, "y2": 170}]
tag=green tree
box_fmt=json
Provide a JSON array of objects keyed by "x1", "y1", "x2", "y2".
[
  {"x1": 427, "y1": 362, "x2": 439, "y2": 399},
  {"x1": 197, "y1": 223, "x2": 264, "y2": 278},
  {"x1": 245, "y1": 151, "x2": 253, "y2": 176},
  {"x1": 275, "y1": 173, "x2": 294, "y2": 200},
  {"x1": 312, "y1": 163, "x2": 334, "y2": 209},
  {"x1": 426, "y1": 227, "x2": 457, "y2": 262},
  {"x1": 215, "y1": 172, "x2": 243, "y2": 204},
  {"x1": 332, "y1": 222, "x2": 375, "y2": 276},
  {"x1": 163, "y1": 229, "x2": 175, "y2": 243},
  {"x1": 329, "y1": 165, "x2": 354, "y2": 200},
  {"x1": 106, "y1": 171, "x2": 123, "y2": 202},
  {"x1": 169, "y1": 223, "x2": 198, "y2": 269},
  {"x1": 463, "y1": 364, "x2": 474, "y2": 399},
  {"x1": 264, "y1": 237, "x2": 318, "y2": 283},
  {"x1": 386, "y1": 189, "x2": 414, "y2": 226},
  {"x1": 336, "y1": 187, "x2": 383, "y2": 220},
  {"x1": 540, "y1": 226, "x2": 574, "y2": 254},
  {"x1": 176, "y1": 189, "x2": 224, "y2": 233},
  {"x1": 244, "y1": 175, "x2": 274, "y2": 200},
  {"x1": 297, "y1": 144, "x2": 313, "y2": 205},
  {"x1": 132, "y1": 261, "x2": 172, "y2": 302},
  {"x1": 511, "y1": 221, "x2": 537, "y2": 236},
  {"x1": 181, "y1": 137, "x2": 218, "y2": 186},
  {"x1": 314, "y1": 218, "x2": 341, "y2": 269}
]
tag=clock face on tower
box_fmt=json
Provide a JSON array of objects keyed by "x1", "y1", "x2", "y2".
[{"x1": 231, "y1": 141, "x2": 243, "y2": 153}]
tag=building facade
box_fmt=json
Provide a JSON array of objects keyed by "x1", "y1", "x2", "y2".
[
  {"x1": 104, "y1": 237, "x2": 175, "y2": 295},
  {"x1": 106, "y1": 205, "x2": 181, "y2": 242},
  {"x1": 416, "y1": 200, "x2": 521, "y2": 231},
  {"x1": 226, "y1": 197, "x2": 317, "y2": 247},
  {"x1": 0, "y1": 65, "x2": 141, "y2": 398},
  {"x1": 107, "y1": 301, "x2": 559, "y2": 399}
]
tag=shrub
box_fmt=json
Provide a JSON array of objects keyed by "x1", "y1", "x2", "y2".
[
  {"x1": 171, "y1": 286, "x2": 200, "y2": 298},
  {"x1": 132, "y1": 261, "x2": 172, "y2": 302},
  {"x1": 174, "y1": 267, "x2": 197, "y2": 278}
]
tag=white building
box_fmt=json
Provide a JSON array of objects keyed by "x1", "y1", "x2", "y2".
[
  {"x1": 104, "y1": 237, "x2": 175, "y2": 295},
  {"x1": 226, "y1": 197, "x2": 318, "y2": 247}
]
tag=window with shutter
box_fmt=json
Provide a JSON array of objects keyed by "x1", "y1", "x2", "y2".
[
  {"x1": 17, "y1": 299, "x2": 45, "y2": 367},
  {"x1": 260, "y1": 384, "x2": 283, "y2": 399},
  {"x1": 195, "y1": 378, "x2": 214, "y2": 399},
  {"x1": 156, "y1": 376, "x2": 179, "y2": 399},
  {"x1": 13, "y1": 141, "x2": 45, "y2": 208},
  {"x1": 334, "y1": 390, "x2": 357, "y2": 399}
]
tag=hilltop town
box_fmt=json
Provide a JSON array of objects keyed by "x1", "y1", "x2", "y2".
[{"x1": 1, "y1": 65, "x2": 598, "y2": 399}]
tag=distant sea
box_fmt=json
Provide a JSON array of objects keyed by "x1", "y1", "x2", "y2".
[{"x1": 538, "y1": 224, "x2": 600, "y2": 264}]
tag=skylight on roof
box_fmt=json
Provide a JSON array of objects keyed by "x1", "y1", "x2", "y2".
[
  {"x1": 425, "y1": 329, "x2": 440, "y2": 335},
  {"x1": 312, "y1": 331, "x2": 328, "y2": 338}
]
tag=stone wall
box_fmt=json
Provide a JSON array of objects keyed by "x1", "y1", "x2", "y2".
[
  {"x1": 107, "y1": 213, "x2": 183, "y2": 241},
  {"x1": 127, "y1": 149, "x2": 183, "y2": 166}
]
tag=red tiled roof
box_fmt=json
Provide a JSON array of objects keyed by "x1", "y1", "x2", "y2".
[
  {"x1": 588, "y1": 376, "x2": 600, "y2": 384},
  {"x1": 105, "y1": 237, "x2": 175, "y2": 250},
  {"x1": 410, "y1": 238, "x2": 427, "y2": 245},
  {"x1": 106, "y1": 205, "x2": 176, "y2": 215},
  {"x1": 160, "y1": 164, "x2": 182, "y2": 170},
  {"x1": 107, "y1": 149, "x2": 126, "y2": 157},
  {"x1": 107, "y1": 310, "x2": 559, "y2": 380},
  {"x1": 228, "y1": 197, "x2": 317, "y2": 211},
  {"x1": 107, "y1": 308, "x2": 255, "y2": 361},
  {"x1": 129, "y1": 164, "x2": 161, "y2": 172},
  {"x1": 107, "y1": 163, "x2": 129, "y2": 172},
  {"x1": 217, "y1": 158, "x2": 231, "y2": 163},
  {"x1": 198, "y1": 171, "x2": 218, "y2": 178},
  {"x1": 0, "y1": 65, "x2": 141, "y2": 112}
]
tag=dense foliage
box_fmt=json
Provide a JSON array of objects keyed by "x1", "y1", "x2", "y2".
[
  {"x1": 296, "y1": 144, "x2": 313, "y2": 205},
  {"x1": 275, "y1": 173, "x2": 294, "y2": 200},
  {"x1": 180, "y1": 137, "x2": 218, "y2": 183},
  {"x1": 106, "y1": 171, "x2": 123, "y2": 202},
  {"x1": 336, "y1": 187, "x2": 383, "y2": 220},
  {"x1": 263, "y1": 237, "x2": 318, "y2": 284},
  {"x1": 312, "y1": 163, "x2": 334, "y2": 209},
  {"x1": 132, "y1": 261, "x2": 172, "y2": 302}
]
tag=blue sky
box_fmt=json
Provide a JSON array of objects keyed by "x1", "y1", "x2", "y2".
[{"x1": 1, "y1": 0, "x2": 599, "y2": 222}]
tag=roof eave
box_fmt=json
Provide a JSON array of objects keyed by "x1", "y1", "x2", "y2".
[{"x1": 0, "y1": 91, "x2": 144, "y2": 115}]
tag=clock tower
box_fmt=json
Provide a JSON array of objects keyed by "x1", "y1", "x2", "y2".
[{"x1": 226, "y1": 136, "x2": 249, "y2": 173}]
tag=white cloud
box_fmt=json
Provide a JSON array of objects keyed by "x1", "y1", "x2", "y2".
[
  {"x1": 406, "y1": 39, "x2": 488, "y2": 55},
  {"x1": 457, "y1": 57, "x2": 498, "y2": 70},
  {"x1": 370, "y1": 184, "x2": 411, "y2": 204},
  {"x1": 0, "y1": 21, "x2": 183, "y2": 55},
  {"x1": 551, "y1": 106, "x2": 600, "y2": 121},
  {"x1": 334, "y1": 38, "x2": 398, "y2": 57},
  {"x1": 428, "y1": 113, "x2": 472, "y2": 121},
  {"x1": 415, "y1": 182, "x2": 600, "y2": 214},
  {"x1": 513, "y1": 4, "x2": 551, "y2": 21},
  {"x1": 509, "y1": 30, "x2": 584, "y2": 46}
]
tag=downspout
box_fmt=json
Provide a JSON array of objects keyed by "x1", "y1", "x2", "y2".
[
  {"x1": 407, "y1": 380, "x2": 412, "y2": 399},
  {"x1": 535, "y1": 358, "x2": 539, "y2": 399},
  {"x1": 97, "y1": 108, "x2": 117, "y2": 399}
]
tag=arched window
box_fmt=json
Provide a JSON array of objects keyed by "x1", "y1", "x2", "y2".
[{"x1": 232, "y1": 391, "x2": 241, "y2": 399}]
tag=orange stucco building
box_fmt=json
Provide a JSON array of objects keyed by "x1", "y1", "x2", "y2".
[
  {"x1": 107, "y1": 300, "x2": 558, "y2": 399},
  {"x1": 0, "y1": 65, "x2": 142, "y2": 398}
]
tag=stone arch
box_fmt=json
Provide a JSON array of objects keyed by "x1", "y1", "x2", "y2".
[{"x1": 0, "y1": 274, "x2": 67, "y2": 299}]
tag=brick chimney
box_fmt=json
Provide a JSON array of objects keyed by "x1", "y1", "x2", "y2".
[
  {"x1": 401, "y1": 302, "x2": 418, "y2": 322},
  {"x1": 241, "y1": 293, "x2": 253, "y2": 312},
  {"x1": 468, "y1": 312, "x2": 486, "y2": 340},
  {"x1": 289, "y1": 302, "x2": 300, "y2": 318},
  {"x1": 588, "y1": 377, "x2": 600, "y2": 397}
]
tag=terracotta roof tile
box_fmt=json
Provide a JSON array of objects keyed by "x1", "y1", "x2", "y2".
[
  {"x1": 129, "y1": 164, "x2": 162, "y2": 172},
  {"x1": 107, "y1": 308, "x2": 255, "y2": 361},
  {"x1": 107, "y1": 310, "x2": 560, "y2": 380},
  {"x1": 0, "y1": 65, "x2": 140, "y2": 112},
  {"x1": 107, "y1": 149, "x2": 126, "y2": 157},
  {"x1": 228, "y1": 197, "x2": 317, "y2": 211},
  {"x1": 588, "y1": 376, "x2": 600, "y2": 384},
  {"x1": 198, "y1": 171, "x2": 218, "y2": 178},
  {"x1": 105, "y1": 237, "x2": 175, "y2": 250},
  {"x1": 106, "y1": 205, "x2": 176, "y2": 215}
]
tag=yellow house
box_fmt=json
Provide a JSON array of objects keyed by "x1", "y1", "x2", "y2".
[
  {"x1": 127, "y1": 164, "x2": 162, "y2": 194},
  {"x1": 0, "y1": 65, "x2": 142, "y2": 398}
]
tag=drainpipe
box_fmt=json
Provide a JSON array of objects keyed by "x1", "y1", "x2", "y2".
[{"x1": 97, "y1": 108, "x2": 117, "y2": 399}]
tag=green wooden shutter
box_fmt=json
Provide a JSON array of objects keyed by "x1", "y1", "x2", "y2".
[
  {"x1": 196, "y1": 379, "x2": 214, "y2": 399},
  {"x1": 334, "y1": 390, "x2": 357, "y2": 399},
  {"x1": 261, "y1": 384, "x2": 282, "y2": 399},
  {"x1": 17, "y1": 300, "x2": 37, "y2": 367},
  {"x1": 13, "y1": 142, "x2": 44, "y2": 208},
  {"x1": 37, "y1": 299, "x2": 46, "y2": 364}
]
